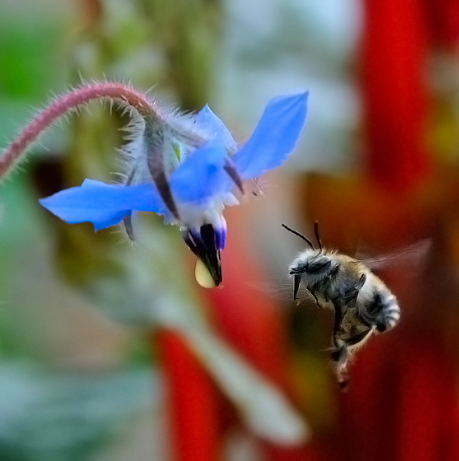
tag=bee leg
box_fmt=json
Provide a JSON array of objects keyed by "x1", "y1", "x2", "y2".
[
  {"x1": 337, "y1": 363, "x2": 350, "y2": 390},
  {"x1": 332, "y1": 303, "x2": 344, "y2": 348},
  {"x1": 306, "y1": 288, "x2": 321, "y2": 308},
  {"x1": 332, "y1": 329, "x2": 373, "y2": 390},
  {"x1": 330, "y1": 303, "x2": 351, "y2": 389},
  {"x1": 330, "y1": 344, "x2": 349, "y2": 390}
]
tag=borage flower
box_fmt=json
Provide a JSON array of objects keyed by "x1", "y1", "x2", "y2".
[{"x1": 38, "y1": 89, "x2": 308, "y2": 286}]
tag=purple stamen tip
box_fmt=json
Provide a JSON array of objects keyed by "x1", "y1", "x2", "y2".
[
  {"x1": 181, "y1": 224, "x2": 222, "y2": 286},
  {"x1": 215, "y1": 228, "x2": 227, "y2": 251}
]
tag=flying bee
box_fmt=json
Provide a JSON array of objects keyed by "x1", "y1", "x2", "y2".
[{"x1": 282, "y1": 222, "x2": 428, "y2": 389}]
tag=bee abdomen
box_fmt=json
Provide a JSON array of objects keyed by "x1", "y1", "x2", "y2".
[{"x1": 377, "y1": 296, "x2": 400, "y2": 332}]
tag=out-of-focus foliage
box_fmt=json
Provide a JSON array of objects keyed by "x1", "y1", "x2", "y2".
[{"x1": 0, "y1": 365, "x2": 154, "y2": 461}]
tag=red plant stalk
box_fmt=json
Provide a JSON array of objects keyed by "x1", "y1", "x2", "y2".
[
  {"x1": 422, "y1": 0, "x2": 459, "y2": 47},
  {"x1": 361, "y1": 0, "x2": 430, "y2": 192},
  {"x1": 0, "y1": 82, "x2": 158, "y2": 180},
  {"x1": 337, "y1": 0, "x2": 459, "y2": 460},
  {"x1": 157, "y1": 330, "x2": 220, "y2": 461}
]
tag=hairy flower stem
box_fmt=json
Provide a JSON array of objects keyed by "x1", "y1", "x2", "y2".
[{"x1": 0, "y1": 83, "x2": 159, "y2": 180}]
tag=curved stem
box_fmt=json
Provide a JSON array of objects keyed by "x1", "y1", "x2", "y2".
[{"x1": 0, "y1": 82, "x2": 159, "y2": 180}]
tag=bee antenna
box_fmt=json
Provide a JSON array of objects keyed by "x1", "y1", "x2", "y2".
[
  {"x1": 281, "y1": 224, "x2": 315, "y2": 250},
  {"x1": 314, "y1": 221, "x2": 323, "y2": 251}
]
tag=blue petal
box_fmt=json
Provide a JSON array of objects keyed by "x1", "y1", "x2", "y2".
[
  {"x1": 92, "y1": 211, "x2": 128, "y2": 231},
  {"x1": 170, "y1": 140, "x2": 230, "y2": 206},
  {"x1": 39, "y1": 179, "x2": 168, "y2": 230},
  {"x1": 195, "y1": 105, "x2": 237, "y2": 153},
  {"x1": 232, "y1": 92, "x2": 308, "y2": 180}
]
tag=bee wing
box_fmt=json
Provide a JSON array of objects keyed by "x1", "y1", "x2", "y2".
[
  {"x1": 357, "y1": 239, "x2": 431, "y2": 272},
  {"x1": 245, "y1": 280, "x2": 291, "y2": 301},
  {"x1": 246, "y1": 280, "x2": 316, "y2": 305}
]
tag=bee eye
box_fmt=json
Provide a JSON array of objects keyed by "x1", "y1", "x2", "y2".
[{"x1": 305, "y1": 257, "x2": 331, "y2": 274}]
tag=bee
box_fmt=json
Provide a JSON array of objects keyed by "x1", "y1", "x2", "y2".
[{"x1": 282, "y1": 222, "x2": 425, "y2": 389}]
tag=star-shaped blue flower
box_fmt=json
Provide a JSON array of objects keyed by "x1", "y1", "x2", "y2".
[{"x1": 39, "y1": 92, "x2": 309, "y2": 286}]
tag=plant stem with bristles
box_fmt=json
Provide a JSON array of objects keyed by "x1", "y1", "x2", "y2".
[{"x1": 0, "y1": 82, "x2": 159, "y2": 180}]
